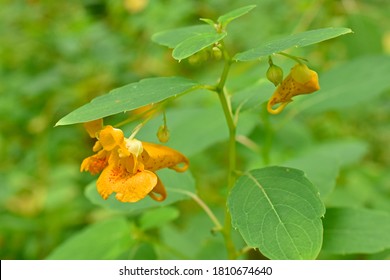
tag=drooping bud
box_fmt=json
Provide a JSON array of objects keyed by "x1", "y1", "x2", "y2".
[
  {"x1": 267, "y1": 63, "x2": 320, "y2": 114},
  {"x1": 266, "y1": 64, "x2": 284, "y2": 86},
  {"x1": 157, "y1": 125, "x2": 170, "y2": 143},
  {"x1": 290, "y1": 63, "x2": 319, "y2": 89}
]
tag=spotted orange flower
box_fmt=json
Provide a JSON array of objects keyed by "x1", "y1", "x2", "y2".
[
  {"x1": 80, "y1": 119, "x2": 189, "y2": 203},
  {"x1": 267, "y1": 63, "x2": 320, "y2": 114}
]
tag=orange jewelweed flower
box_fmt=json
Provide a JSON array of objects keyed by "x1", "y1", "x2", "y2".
[
  {"x1": 80, "y1": 119, "x2": 189, "y2": 203},
  {"x1": 267, "y1": 63, "x2": 320, "y2": 114}
]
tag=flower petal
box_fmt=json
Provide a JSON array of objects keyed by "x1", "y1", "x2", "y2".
[
  {"x1": 267, "y1": 100, "x2": 290, "y2": 115},
  {"x1": 269, "y1": 74, "x2": 296, "y2": 105},
  {"x1": 97, "y1": 163, "x2": 157, "y2": 202},
  {"x1": 92, "y1": 141, "x2": 103, "y2": 152},
  {"x1": 141, "y1": 142, "x2": 189, "y2": 172},
  {"x1": 290, "y1": 64, "x2": 320, "y2": 94},
  {"x1": 107, "y1": 150, "x2": 140, "y2": 174},
  {"x1": 148, "y1": 176, "x2": 167, "y2": 202},
  {"x1": 98, "y1": 125, "x2": 126, "y2": 151},
  {"x1": 80, "y1": 150, "x2": 108, "y2": 175},
  {"x1": 114, "y1": 170, "x2": 158, "y2": 203},
  {"x1": 84, "y1": 119, "x2": 103, "y2": 138},
  {"x1": 290, "y1": 64, "x2": 312, "y2": 83}
]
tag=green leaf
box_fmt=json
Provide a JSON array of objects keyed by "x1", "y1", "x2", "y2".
[
  {"x1": 295, "y1": 55, "x2": 390, "y2": 114},
  {"x1": 282, "y1": 139, "x2": 369, "y2": 198},
  {"x1": 322, "y1": 208, "x2": 390, "y2": 254},
  {"x1": 152, "y1": 23, "x2": 226, "y2": 61},
  {"x1": 199, "y1": 18, "x2": 215, "y2": 27},
  {"x1": 217, "y1": 5, "x2": 256, "y2": 28},
  {"x1": 234, "y1": 27, "x2": 352, "y2": 61},
  {"x1": 46, "y1": 217, "x2": 133, "y2": 259},
  {"x1": 56, "y1": 77, "x2": 199, "y2": 126},
  {"x1": 132, "y1": 243, "x2": 158, "y2": 260},
  {"x1": 152, "y1": 25, "x2": 215, "y2": 48},
  {"x1": 84, "y1": 169, "x2": 196, "y2": 213},
  {"x1": 172, "y1": 32, "x2": 226, "y2": 61},
  {"x1": 139, "y1": 206, "x2": 180, "y2": 230},
  {"x1": 160, "y1": 213, "x2": 227, "y2": 259},
  {"x1": 284, "y1": 155, "x2": 339, "y2": 199},
  {"x1": 325, "y1": 167, "x2": 390, "y2": 213},
  {"x1": 228, "y1": 166, "x2": 325, "y2": 260}
]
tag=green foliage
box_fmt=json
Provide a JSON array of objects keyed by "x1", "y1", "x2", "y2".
[
  {"x1": 173, "y1": 32, "x2": 227, "y2": 61},
  {"x1": 139, "y1": 206, "x2": 180, "y2": 231},
  {"x1": 229, "y1": 167, "x2": 325, "y2": 259},
  {"x1": 283, "y1": 140, "x2": 369, "y2": 197},
  {"x1": 2, "y1": 0, "x2": 390, "y2": 261},
  {"x1": 56, "y1": 77, "x2": 200, "y2": 125},
  {"x1": 46, "y1": 217, "x2": 133, "y2": 260},
  {"x1": 152, "y1": 5, "x2": 257, "y2": 61},
  {"x1": 135, "y1": 105, "x2": 257, "y2": 156},
  {"x1": 152, "y1": 25, "x2": 226, "y2": 61},
  {"x1": 322, "y1": 208, "x2": 390, "y2": 254},
  {"x1": 296, "y1": 55, "x2": 390, "y2": 114},
  {"x1": 152, "y1": 25, "x2": 214, "y2": 48},
  {"x1": 217, "y1": 5, "x2": 257, "y2": 28},
  {"x1": 234, "y1": 27, "x2": 353, "y2": 61}
]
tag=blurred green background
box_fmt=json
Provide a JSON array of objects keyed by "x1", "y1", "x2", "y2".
[{"x1": 1, "y1": 0, "x2": 389, "y2": 259}]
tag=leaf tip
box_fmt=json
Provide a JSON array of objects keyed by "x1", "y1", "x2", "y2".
[{"x1": 54, "y1": 119, "x2": 65, "y2": 127}]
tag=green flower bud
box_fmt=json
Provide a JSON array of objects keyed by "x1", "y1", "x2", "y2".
[
  {"x1": 212, "y1": 46, "x2": 222, "y2": 60},
  {"x1": 188, "y1": 53, "x2": 201, "y2": 65},
  {"x1": 157, "y1": 125, "x2": 170, "y2": 143},
  {"x1": 188, "y1": 50, "x2": 209, "y2": 65},
  {"x1": 266, "y1": 64, "x2": 284, "y2": 86}
]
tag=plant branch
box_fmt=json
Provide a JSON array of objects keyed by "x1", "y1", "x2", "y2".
[
  {"x1": 171, "y1": 189, "x2": 222, "y2": 231},
  {"x1": 216, "y1": 42, "x2": 233, "y2": 93},
  {"x1": 215, "y1": 42, "x2": 238, "y2": 259},
  {"x1": 278, "y1": 52, "x2": 308, "y2": 63}
]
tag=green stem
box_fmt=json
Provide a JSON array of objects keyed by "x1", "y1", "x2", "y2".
[
  {"x1": 278, "y1": 52, "x2": 308, "y2": 64},
  {"x1": 129, "y1": 113, "x2": 154, "y2": 139},
  {"x1": 260, "y1": 102, "x2": 273, "y2": 165},
  {"x1": 170, "y1": 189, "x2": 222, "y2": 231},
  {"x1": 215, "y1": 45, "x2": 238, "y2": 259},
  {"x1": 220, "y1": 91, "x2": 237, "y2": 260},
  {"x1": 216, "y1": 42, "x2": 232, "y2": 92}
]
